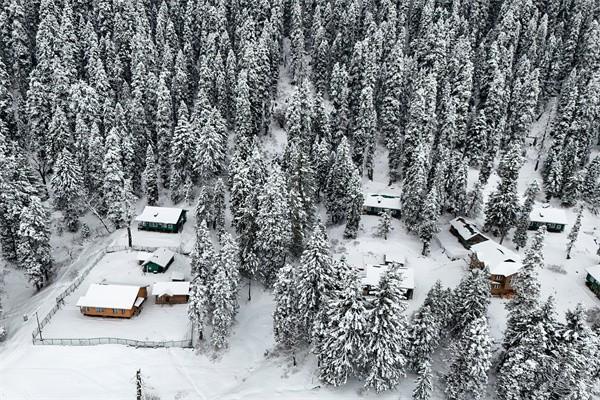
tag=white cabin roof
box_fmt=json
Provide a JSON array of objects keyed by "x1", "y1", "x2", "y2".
[
  {"x1": 363, "y1": 193, "x2": 402, "y2": 211},
  {"x1": 529, "y1": 206, "x2": 568, "y2": 225},
  {"x1": 152, "y1": 281, "x2": 190, "y2": 297},
  {"x1": 471, "y1": 241, "x2": 522, "y2": 277},
  {"x1": 450, "y1": 217, "x2": 488, "y2": 241},
  {"x1": 171, "y1": 272, "x2": 185, "y2": 281},
  {"x1": 136, "y1": 251, "x2": 153, "y2": 262},
  {"x1": 361, "y1": 264, "x2": 415, "y2": 290},
  {"x1": 143, "y1": 248, "x2": 175, "y2": 268},
  {"x1": 76, "y1": 284, "x2": 143, "y2": 309},
  {"x1": 134, "y1": 206, "x2": 184, "y2": 224},
  {"x1": 586, "y1": 265, "x2": 600, "y2": 282}
]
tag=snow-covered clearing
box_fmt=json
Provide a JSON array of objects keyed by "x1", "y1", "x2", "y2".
[{"x1": 42, "y1": 251, "x2": 192, "y2": 341}]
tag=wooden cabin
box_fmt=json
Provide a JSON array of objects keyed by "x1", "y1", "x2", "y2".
[
  {"x1": 359, "y1": 263, "x2": 414, "y2": 299},
  {"x1": 143, "y1": 248, "x2": 175, "y2": 273},
  {"x1": 470, "y1": 241, "x2": 522, "y2": 297},
  {"x1": 449, "y1": 217, "x2": 489, "y2": 249},
  {"x1": 585, "y1": 265, "x2": 600, "y2": 298},
  {"x1": 363, "y1": 193, "x2": 402, "y2": 218},
  {"x1": 528, "y1": 205, "x2": 568, "y2": 233},
  {"x1": 152, "y1": 281, "x2": 190, "y2": 304},
  {"x1": 76, "y1": 284, "x2": 147, "y2": 318},
  {"x1": 135, "y1": 206, "x2": 187, "y2": 233}
]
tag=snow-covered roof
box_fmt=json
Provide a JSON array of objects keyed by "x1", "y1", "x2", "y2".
[
  {"x1": 76, "y1": 284, "x2": 144, "y2": 309},
  {"x1": 171, "y1": 272, "x2": 185, "y2": 281},
  {"x1": 152, "y1": 281, "x2": 190, "y2": 297},
  {"x1": 363, "y1": 193, "x2": 402, "y2": 211},
  {"x1": 471, "y1": 241, "x2": 522, "y2": 277},
  {"x1": 450, "y1": 217, "x2": 487, "y2": 241},
  {"x1": 586, "y1": 265, "x2": 600, "y2": 282},
  {"x1": 134, "y1": 206, "x2": 185, "y2": 224},
  {"x1": 361, "y1": 264, "x2": 415, "y2": 290},
  {"x1": 529, "y1": 205, "x2": 568, "y2": 225},
  {"x1": 136, "y1": 251, "x2": 153, "y2": 262},
  {"x1": 143, "y1": 248, "x2": 175, "y2": 268}
]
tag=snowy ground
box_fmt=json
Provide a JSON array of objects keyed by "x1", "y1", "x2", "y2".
[
  {"x1": 2, "y1": 85, "x2": 600, "y2": 399},
  {"x1": 42, "y1": 251, "x2": 192, "y2": 341}
]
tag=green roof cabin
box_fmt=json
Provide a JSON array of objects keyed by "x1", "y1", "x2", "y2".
[
  {"x1": 143, "y1": 248, "x2": 175, "y2": 273},
  {"x1": 585, "y1": 265, "x2": 600, "y2": 299},
  {"x1": 528, "y1": 205, "x2": 568, "y2": 233},
  {"x1": 135, "y1": 206, "x2": 187, "y2": 233},
  {"x1": 363, "y1": 193, "x2": 402, "y2": 218}
]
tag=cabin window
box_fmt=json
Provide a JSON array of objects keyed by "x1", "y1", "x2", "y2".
[
  {"x1": 167, "y1": 224, "x2": 173, "y2": 229},
  {"x1": 491, "y1": 282, "x2": 501, "y2": 289},
  {"x1": 95, "y1": 307, "x2": 104, "y2": 312},
  {"x1": 113, "y1": 309, "x2": 118, "y2": 314}
]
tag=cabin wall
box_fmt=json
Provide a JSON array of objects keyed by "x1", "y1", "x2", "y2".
[
  {"x1": 528, "y1": 221, "x2": 565, "y2": 232},
  {"x1": 80, "y1": 307, "x2": 135, "y2": 318},
  {"x1": 155, "y1": 294, "x2": 189, "y2": 304}
]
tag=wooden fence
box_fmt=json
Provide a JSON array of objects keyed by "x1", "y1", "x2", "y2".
[{"x1": 31, "y1": 247, "x2": 193, "y2": 349}]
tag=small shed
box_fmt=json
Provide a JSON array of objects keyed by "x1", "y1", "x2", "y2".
[
  {"x1": 528, "y1": 205, "x2": 568, "y2": 232},
  {"x1": 470, "y1": 241, "x2": 522, "y2": 297},
  {"x1": 363, "y1": 193, "x2": 402, "y2": 218},
  {"x1": 143, "y1": 248, "x2": 175, "y2": 273},
  {"x1": 76, "y1": 284, "x2": 147, "y2": 318},
  {"x1": 152, "y1": 281, "x2": 190, "y2": 304},
  {"x1": 585, "y1": 265, "x2": 600, "y2": 298},
  {"x1": 449, "y1": 217, "x2": 489, "y2": 249},
  {"x1": 360, "y1": 264, "x2": 414, "y2": 299},
  {"x1": 135, "y1": 206, "x2": 187, "y2": 233}
]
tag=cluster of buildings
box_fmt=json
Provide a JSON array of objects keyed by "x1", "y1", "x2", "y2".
[
  {"x1": 450, "y1": 204, "x2": 568, "y2": 297},
  {"x1": 76, "y1": 206, "x2": 191, "y2": 319}
]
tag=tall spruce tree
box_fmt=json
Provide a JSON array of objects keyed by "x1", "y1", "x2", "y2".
[{"x1": 18, "y1": 196, "x2": 52, "y2": 290}]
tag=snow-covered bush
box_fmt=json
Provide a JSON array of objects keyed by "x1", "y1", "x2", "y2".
[{"x1": 0, "y1": 326, "x2": 7, "y2": 342}]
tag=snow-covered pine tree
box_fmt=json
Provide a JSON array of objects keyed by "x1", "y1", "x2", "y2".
[
  {"x1": 142, "y1": 144, "x2": 159, "y2": 206},
  {"x1": 286, "y1": 140, "x2": 316, "y2": 256},
  {"x1": 188, "y1": 272, "x2": 209, "y2": 342},
  {"x1": 296, "y1": 223, "x2": 337, "y2": 341},
  {"x1": 255, "y1": 164, "x2": 291, "y2": 284},
  {"x1": 466, "y1": 181, "x2": 484, "y2": 219},
  {"x1": 407, "y1": 304, "x2": 438, "y2": 371},
  {"x1": 504, "y1": 226, "x2": 546, "y2": 349},
  {"x1": 211, "y1": 178, "x2": 226, "y2": 231},
  {"x1": 343, "y1": 168, "x2": 363, "y2": 239},
  {"x1": 50, "y1": 147, "x2": 84, "y2": 231},
  {"x1": 497, "y1": 320, "x2": 553, "y2": 400},
  {"x1": 444, "y1": 316, "x2": 492, "y2": 400},
  {"x1": 412, "y1": 360, "x2": 433, "y2": 400},
  {"x1": 317, "y1": 279, "x2": 367, "y2": 387},
  {"x1": 273, "y1": 263, "x2": 303, "y2": 350},
  {"x1": 325, "y1": 136, "x2": 354, "y2": 224},
  {"x1": 550, "y1": 305, "x2": 599, "y2": 399},
  {"x1": 403, "y1": 144, "x2": 428, "y2": 231},
  {"x1": 102, "y1": 128, "x2": 126, "y2": 228},
  {"x1": 376, "y1": 210, "x2": 392, "y2": 240},
  {"x1": 210, "y1": 233, "x2": 240, "y2": 349},
  {"x1": 450, "y1": 268, "x2": 490, "y2": 335},
  {"x1": 364, "y1": 266, "x2": 409, "y2": 392},
  {"x1": 513, "y1": 180, "x2": 541, "y2": 249},
  {"x1": 566, "y1": 205, "x2": 583, "y2": 259},
  {"x1": 190, "y1": 219, "x2": 214, "y2": 283},
  {"x1": 195, "y1": 109, "x2": 226, "y2": 180},
  {"x1": 418, "y1": 187, "x2": 440, "y2": 256},
  {"x1": 484, "y1": 166, "x2": 521, "y2": 244},
  {"x1": 17, "y1": 196, "x2": 52, "y2": 290}
]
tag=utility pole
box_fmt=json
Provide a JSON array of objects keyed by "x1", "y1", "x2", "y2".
[
  {"x1": 35, "y1": 312, "x2": 42, "y2": 342},
  {"x1": 136, "y1": 369, "x2": 142, "y2": 400}
]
